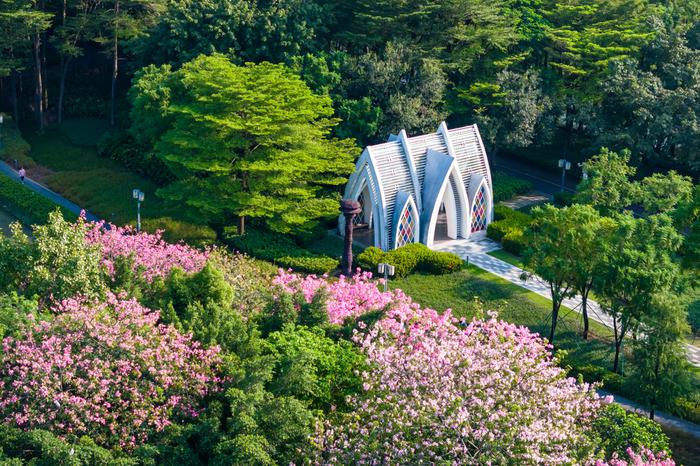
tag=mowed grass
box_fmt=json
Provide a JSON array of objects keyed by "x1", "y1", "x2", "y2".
[
  {"x1": 390, "y1": 264, "x2": 618, "y2": 370},
  {"x1": 487, "y1": 249, "x2": 526, "y2": 268},
  {"x1": 22, "y1": 122, "x2": 181, "y2": 225}
]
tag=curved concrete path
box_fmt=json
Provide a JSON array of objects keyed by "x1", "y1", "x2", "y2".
[
  {"x1": 434, "y1": 239, "x2": 700, "y2": 367},
  {"x1": 0, "y1": 161, "x2": 100, "y2": 223}
]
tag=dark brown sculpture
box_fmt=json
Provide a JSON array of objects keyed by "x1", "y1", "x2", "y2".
[{"x1": 340, "y1": 199, "x2": 362, "y2": 276}]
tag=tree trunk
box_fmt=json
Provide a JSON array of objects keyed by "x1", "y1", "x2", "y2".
[
  {"x1": 238, "y1": 216, "x2": 245, "y2": 236},
  {"x1": 650, "y1": 346, "x2": 661, "y2": 420},
  {"x1": 33, "y1": 32, "x2": 44, "y2": 132},
  {"x1": 57, "y1": 0, "x2": 68, "y2": 124},
  {"x1": 40, "y1": 0, "x2": 48, "y2": 116},
  {"x1": 11, "y1": 71, "x2": 19, "y2": 122},
  {"x1": 581, "y1": 290, "x2": 589, "y2": 340},
  {"x1": 110, "y1": 0, "x2": 120, "y2": 127},
  {"x1": 549, "y1": 299, "x2": 560, "y2": 344},
  {"x1": 58, "y1": 57, "x2": 71, "y2": 124}
]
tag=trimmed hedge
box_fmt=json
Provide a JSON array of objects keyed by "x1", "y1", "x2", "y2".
[
  {"x1": 276, "y1": 255, "x2": 340, "y2": 275},
  {"x1": 357, "y1": 243, "x2": 463, "y2": 278},
  {"x1": 0, "y1": 175, "x2": 76, "y2": 226},
  {"x1": 492, "y1": 170, "x2": 533, "y2": 202},
  {"x1": 487, "y1": 206, "x2": 531, "y2": 255},
  {"x1": 139, "y1": 217, "x2": 217, "y2": 247},
  {"x1": 565, "y1": 359, "x2": 624, "y2": 393},
  {"x1": 227, "y1": 229, "x2": 339, "y2": 275}
]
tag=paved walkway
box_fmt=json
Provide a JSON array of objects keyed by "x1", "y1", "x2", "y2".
[
  {"x1": 434, "y1": 239, "x2": 700, "y2": 367},
  {"x1": 0, "y1": 161, "x2": 100, "y2": 222},
  {"x1": 501, "y1": 191, "x2": 550, "y2": 210}
]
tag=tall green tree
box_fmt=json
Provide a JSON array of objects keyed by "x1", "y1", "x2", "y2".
[
  {"x1": 95, "y1": 0, "x2": 163, "y2": 126},
  {"x1": 52, "y1": 0, "x2": 102, "y2": 123},
  {"x1": 632, "y1": 292, "x2": 692, "y2": 419},
  {"x1": 523, "y1": 204, "x2": 576, "y2": 344},
  {"x1": 575, "y1": 148, "x2": 640, "y2": 216},
  {"x1": 594, "y1": 214, "x2": 683, "y2": 373},
  {"x1": 130, "y1": 54, "x2": 357, "y2": 234},
  {"x1": 0, "y1": 0, "x2": 51, "y2": 128},
  {"x1": 541, "y1": 0, "x2": 654, "y2": 158}
]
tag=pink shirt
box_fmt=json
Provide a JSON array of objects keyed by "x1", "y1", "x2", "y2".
[{"x1": 18, "y1": 168, "x2": 25, "y2": 177}]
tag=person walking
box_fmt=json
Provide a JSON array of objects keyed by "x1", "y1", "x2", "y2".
[{"x1": 18, "y1": 166, "x2": 25, "y2": 183}]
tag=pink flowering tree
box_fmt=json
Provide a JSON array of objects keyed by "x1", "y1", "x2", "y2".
[
  {"x1": 85, "y1": 221, "x2": 209, "y2": 283},
  {"x1": 0, "y1": 293, "x2": 221, "y2": 449},
  {"x1": 314, "y1": 306, "x2": 608, "y2": 464},
  {"x1": 592, "y1": 448, "x2": 675, "y2": 466},
  {"x1": 272, "y1": 269, "x2": 410, "y2": 324}
]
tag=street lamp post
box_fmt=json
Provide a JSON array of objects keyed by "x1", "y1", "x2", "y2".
[
  {"x1": 377, "y1": 263, "x2": 395, "y2": 292},
  {"x1": 0, "y1": 114, "x2": 4, "y2": 150},
  {"x1": 132, "y1": 189, "x2": 144, "y2": 232},
  {"x1": 340, "y1": 199, "x2": 362, "y2": 276},
  {"x1": 558, "y1": 159, "x2": 571, "y2": 192}
]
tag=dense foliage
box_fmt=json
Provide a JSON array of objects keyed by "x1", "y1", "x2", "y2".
[{"x1": 0, "y1": 214, "x2": 676, "y2": 464}]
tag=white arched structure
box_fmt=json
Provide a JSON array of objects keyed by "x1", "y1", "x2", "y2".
[{"x1": 339, "y1": 122, "x2": 493, "y2": 250}]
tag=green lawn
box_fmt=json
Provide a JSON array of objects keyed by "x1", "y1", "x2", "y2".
[
  {"x1": 21, "y1": 121, "x2": 181, "y2": 225},
  {"x1": 391, "y1": 264, "x2": 618, "y2": 370},
  {"x1": 487, "y1": 249, "x2": 526, "y2": 268}
]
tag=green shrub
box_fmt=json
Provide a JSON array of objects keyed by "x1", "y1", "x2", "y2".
[
  {"x1": 227, "y1": 229, "x2": 339, "y2": 275},
  {"x1": 419, "y1": 250, "x2": 463, "y2": 274},
  {"x1": 97, "y1": 130, "x2": 174, "y2": 186},
  {"x1": 688, "y1": 298, "x2": 700, "y2": 334},
  {"x1": 357, "y1": 243, "x2": 462, "y2": 278},
  {"x1": 140, "y1": 217, "x2": 217, "y2": 247},
  {"x1": 0, "y1": 175, "x2": 76, "y2": 225},
  {"x1": 277, "y1": 255, "x2": 339, "y2": 275},
  {"x1": 63, "y1": 85, "x2": 109, "y2": 118},
  {"x1": 502, "y1": 230, "x2": 526, "y2": 256},
  {"x1": 0, "y1": 117, "x2": 34, "y2": 168},
  {"x1": 383, "y1": 243, "x2": 428, "y2": 278},
  {"x1": 492, "y1": 170, "x2": 533, "y2": 202},
  {"x1": 673, "y1": 396, "x2": 700, "y2": 424},
  {"x1": 591, "y1": 404, "x2": 670, "y2": 459},
  {"x1": 356, "y1": 246, "x2": 384, "y2": 271},
  {"x1": 487, "y1": 206, "x2": 532, "y2": 255}
]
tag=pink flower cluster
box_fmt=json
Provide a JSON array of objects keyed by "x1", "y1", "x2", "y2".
[
  {"x1": 592, "y1": 448, "x2": 675, "y2": 466},
  {"x1": 85, "y1": 221, "x2": 208, "y2": 282},
  {"x1": 317, "y1": 305, "x2": 609, "y2": 464},
  {"x1": 0, "y1": 294, "x2": 221, "y2": 449},
  {"x1": 273, "y1": 269, "x2": 410, "y2": 324}
]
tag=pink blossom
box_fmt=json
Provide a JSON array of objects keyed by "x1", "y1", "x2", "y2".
[
  {"x1": 0, "y1": 293, "x2": 222, "y2": 449},
  {"x1": 592, "y1": 448, "x2": 675, "y2": 466},
  {"x1": 85, "y1": 221, "x2": 208, "y2": 282},
  {"x1": 273, "y1": 269, "x2": 410, "y2": 324}
]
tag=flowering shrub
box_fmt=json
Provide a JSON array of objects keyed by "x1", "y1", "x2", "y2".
[
  {"x1": 315, "y1": 306, "x2": 607, "y2": 464},
  {"x1": 272, "y1": 269, "x2": 410, "y2": 324},
  {"x1": 0, "y1": 294, "x2": 221, "y2": 449},
  {"x1": 592, "y1": 448, "x2": 675, "y2": 466},
  {"x1": 85, "y1": 220, "x2": 209, "y2": 282}
]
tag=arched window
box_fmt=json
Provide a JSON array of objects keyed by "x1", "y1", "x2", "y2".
[
  {"x1": 396, "y1": 202, "x2": 416, "y2": 247},
  {"x1": 353, "y1": 191, "x2": 366, "y2": 225},
  {"x1": 471, "y1": 184, "x2": 488, "y2": 233}
]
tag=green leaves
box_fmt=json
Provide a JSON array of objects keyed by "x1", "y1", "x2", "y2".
[{"x1": 129, "y1": 54, "x2": 358, "y2": 233}]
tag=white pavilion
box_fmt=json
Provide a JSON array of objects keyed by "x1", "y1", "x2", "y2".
[{"x1": 338, "y1": 122, "x2": 494, "y2": 251}]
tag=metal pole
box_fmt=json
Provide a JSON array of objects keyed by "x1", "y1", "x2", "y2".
[
  {"x1": 136, "y1": 201, "x2": 141, "y2": 232},
  {"x1": 561, "y1": 166, "x2": 566, "y2": 192}
]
